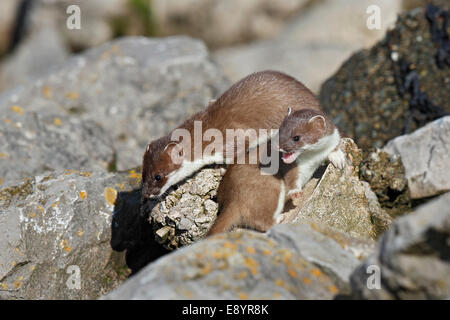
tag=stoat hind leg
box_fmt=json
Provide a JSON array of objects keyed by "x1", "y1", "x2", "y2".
[{"x1": 328, "y1": 148, "x2": 346, "y2": 170}]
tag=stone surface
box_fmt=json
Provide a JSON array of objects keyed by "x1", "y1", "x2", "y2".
[
  {"x1": 214, "y1": 0, "x2": 402, "y2": 93},
  {"x1": 0, "y1": 36, "x2": 229, "y2": 171},
  {"x1": 359, "y1": 148, "x2": 411, "y2": 216},
  {"x1": 383, "y1": 116, "x2": 450, "y2": 199},
  {"x1": 0, "y1": 169, "x2": 143, "y2": 299},
  {"x1": 153, "y1": 0, "x2": 309, "y2": 49},
  {"x1": 320, "y1": 5, "x2": 450, "y2": 148},
  {"x1": 281, "y1": 139, "x2": 393, "y2": 239},
  {"x1": 350, "y1": 192, "x2": 450, "y2": 299},
  {"x1": 0, "y1": 109, "x2": 115, "y2": 186},
  {"x1": 104, "y1": 226, "x2": 353, "y2": 300},
  {"x1": 148, "y1": 168, "x2": 222, "y2": 250}
]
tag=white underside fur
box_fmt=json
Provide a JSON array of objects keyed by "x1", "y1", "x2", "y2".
[
  {"x1": 273, "y1": 181, "x2": 286, "y2": 223},
  {"x1": 293, "y1": 129, "x2": 342, "y2": 192}
]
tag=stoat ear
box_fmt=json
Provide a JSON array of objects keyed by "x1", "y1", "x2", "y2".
[
  {"x1": 164, "y1": 142, "x2": 185, "y2": 163},
  {"x1": 287, "y1": 107, "x2": 292, "y2": 116},
  {"x1": 308, "y1": 115, "x2": 326, "y2": 132}
]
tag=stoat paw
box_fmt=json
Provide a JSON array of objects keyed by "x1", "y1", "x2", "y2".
[
  {"x1": 288, "y1": 189, "x2": 303, "y2": 199},
  {"x1": 328, "y1": 149, "x2": 346, "y2": 170},
  {"x1": 219, "y1": 167, "x2": 227, "y2": 176}
]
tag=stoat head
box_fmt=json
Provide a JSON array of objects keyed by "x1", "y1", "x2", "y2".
[
  {"x1": 141, "y1": 136, "x2": 185, "y2": 200},
  {"x1": 278, "y1": 108, "x2": 333, "y2": 164}
]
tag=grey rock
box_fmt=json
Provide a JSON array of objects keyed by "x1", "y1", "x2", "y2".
[
  {"x1": 350, "y1": 192, "x2": 450, "y2": 299},
  {"x1": 148, "y1": 168, "x2": 222, "y2": 250},
  {"x1": 104, "y1": 229, "x2": 344, "y2": 300},
  {"x1": 0, "y1": 170, "x2": 143, "y2": 299},
  {"x1": 0, "y1": 36, "x2": 230, "y2": 171},
  {"x1": 282, "y1": 139, "x2": 393, "y2": 239},
  {"x1": 0, "y1": 110, "x2": 115, "y2": 186},
  {"x1": 384, "y1": 116, "x2": 450, "y2": 199}
]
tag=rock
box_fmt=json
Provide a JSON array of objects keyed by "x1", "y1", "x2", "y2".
[
  {"x1": 383, "y1": 116, "x2": 450, "y2": 199},
  {"x1": 281, "y1": 138, "x2": 393, "y2": 239},
  {"x1": 350, "y1": 192, "x2": 450, "y2": 299},
  {"x1": 0, "y1": 169, "x2": 143, "y2": 299},
  {"x1": 0, "y1": 25, "x2": 69, "y2": 93},
  {"x1": 152, "y1": 0, "x2": 309, "y2": 49},
  {"x1": 0, "y1": 0, "x2": 17, "y2": 55},
  {"x1": 0, "y1": 36, "x2": 230, "y2": 171},
  {"x1": 214, "y1": 0, "x2": 402, "y2": 92},
  {"x1": 147, "y1": 168, "x2": 222, "y2": 250},
  {"x1": 359, "y1": 148, "x2": 411, "y2": 216},
  {"x1": 104, "y1": 227, "x2": 352, "y2": 300},
  {"x1": 320, "y1": 5, "x2": 450, "y2": 148},
  {"x1": 0, "y1": 110, "x2": 115, "y2": 186},
  {"x1": 403, "y1": 0, "x2": 449, "y2": 10}
]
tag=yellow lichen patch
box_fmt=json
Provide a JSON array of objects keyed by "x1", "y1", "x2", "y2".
[
  {"x1": 51, "y1": 201, "x2": 60, "y2": 208},
  {"x1": 42, "y1": 86, "x2": 52, "y2": 99},
  {"x1": 28, "y1": 212, "x2": 36, "y2": 218},
  {"x1": 14, "y1": 281, "x2": 22, "y2": 289},
  {"x1": 65, "y1": 169, "x2": 79, "y2": 175},
  {"x1": 282, "y1": 249, "x2": 294, "y2": 267},
  {"x1": 79, "y1": 191, "x2": 87, "y2": 200},
  {"x1": 238, "y1": 293, "x2": 248, "y2": 300},
  {"x1": 275, "y1": 279, "x2": 285, "y2": 287},
  {"x1": 302, "y1": 277, "x2": 312, "y2": 285},
  {"x1": 104, "y1": 187, "x2": 118, "y2": 206},
  {"x1": 288, "y1": 269, "x2": 298, "y2": 279},
  {"x1": 37, "y1": 205, "x2": 44, "y2": 213},
  {"x1": 329, "y1": 285, "x2": 339, "y2": 295},
  {"x1": 0, "y1": 152, "x2": 8, "y2": 159},
  {"x1": 273, "y1": 292, "x2": 281, "y2": 299},
  {"x1": 246, "y1": 246, "x2": 256, "y2": 254},
  {"x1": 61, "y1": 239, "x2": 72, "y2": 252},
  {"x1": 311, "y1": 268, "x2": 323, "y2": 277},
  {"x1": 244, "y1": 257, "x2": 259, "y2": 275},
  {"x1": 238, "y1": 270, "x2": 248, "y2": 279},
  {"x1": 53, "y1": 117, "x2": 63, "y2": 126},
  {"x1": 0, "y1": 178, "x2": 3, "y2": 186},
  {"x1": 81, "y1": 172, "x2": 92, "y2": 177},
  {"x1": 11, "y1": 105, "x2": 24, "y2": 115},
  {"x1": 4, "y1": 118, "x2": 11, "y2": 124},
  {"x1": 1, "y1": 282, "x2": 7, "y2": 290},
  {"x1": 223, "y1": 242, "x2": 237, "y2": 250},
  {"x1": 129, "y1": 172, "x2": 142, "y2": 180},
  {"x1": 200, "y1": 263, "x2": 213, "y2": 275},
  {"x1": 263, "y1": 249, "x2": 272, "y2": 256},
  {"x1": 65, "y1": 92, "x2": 79, "y2": 100},
  {"x1": 30, "y1": 265, "x2": 35, "y2": 272},
  {"x1": 77, "y1": 229, "x2": 84, "y2": 237},
  {"x1": 17, "y1": 276, "x2": 24, "y2": 281}
]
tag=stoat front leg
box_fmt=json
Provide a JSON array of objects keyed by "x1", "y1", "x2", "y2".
[{"x1": 328, "y1": 148, "x2": 346, "y2": 170}]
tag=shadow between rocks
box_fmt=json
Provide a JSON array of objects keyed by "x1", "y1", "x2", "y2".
[{"x1": 110, "y1": 188, "x2": 170, "y2": 275}]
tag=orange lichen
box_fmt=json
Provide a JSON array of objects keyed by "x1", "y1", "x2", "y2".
[
  {"x1": 311, "y1": 268, "x2": 323, "y2": 277},
  {"x1": 1, "y1": 282, "x2": 8, "y2": 290},
  {"x1": 330, "y1": 285, "x2": 339, "y2": 294},
  {"x1": 302, "y1": 277, "x2": 312, "y2": 285},
  {"x1": 81, "y1": 172, "x2": 92, "y2": 177},
  {"x1": 14, "y1": 281, "x2": 22, "y2": 289},
  {"x1": 223, "y1": 242, "x2": 237, "y2": 250},
  {"x1": 42, "y1": 86, "x2": 52, "y2": 99},
  {"x1": 263, "y1": 250, "x2": 272, "y2": 256},
  {"x1": 65, "y1": 92, "x2": 79, "y2": 100},
  {"x1": 53, "y1": 117, "x2": 63, "y2": 126},
  {"x1": 244, "y1": 257, "x2": 259, "y2": 275},
  {"x1": 0, "y1": 178, "x2": 3, "y2": 186},
  {"x1": 11, "y1": 105, "x2": 24, "y2": 115},
  {"x1": 61, "y1": 239, "x2": 72, "y2": 252},
  {"x1": 0, "y1": 153, "x2": 8, "y2": 159},
  {"x1": 275, "y1": 279, "x2": 285, "y2": 287},
  {"x1": 4, "y1": 118, "x2": 11, "y2": 124},
  {"x1": 288, "y1": 269, "x2": 298, "y2": 279},
  {"x1": 77, "y1": 229, "x2": 84, "y2": 237},
  {"x1": 246, "y1": 246, "x2": 256, "y2": 254},
  {"x1": 104, "y1": 187, "x2": 118, "y2": 206},
  {"x1": 238, "y1": 293, "x2": 248, "y2": 300},
  {"x1": 79, "y1": 191, "x2": 87, "y2": 199}
]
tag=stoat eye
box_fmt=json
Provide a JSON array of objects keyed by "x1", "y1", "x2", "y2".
[
  {"x1": 155, "y1": 174, "x2": 162, "y2": 182},
  {"x1": 293, "y1": 136, "x2": 300, "y2": 142}
]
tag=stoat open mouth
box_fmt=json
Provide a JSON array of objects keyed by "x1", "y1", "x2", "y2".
[{"x1": 282, "y1": 152, "x2": 298, "y2": 164}]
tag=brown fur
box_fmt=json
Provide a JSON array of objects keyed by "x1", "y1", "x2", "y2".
[{"x1": 142, "y1": 70, "x2": 322, "y2": 199}]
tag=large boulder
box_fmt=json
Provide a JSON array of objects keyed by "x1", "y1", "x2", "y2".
[
  {"x1": 0, "y1": 36, "x2": 230, "y2": 171},
  {"x1": 320, "y1": 4, "x2": 450, "y2": 148},
  {"x1": 0, "y1": 170, "x2": 142, "y2": 299},
  {"x1": 105, "y1": 222, "x2": 365, "y2": 300},
  {"x1": 383, "y1": 116, "x2": 450, "y2": 199},
  {"x1": 350, "y1": 192, "x2": 450, "y2": 299},
  {"x1": 281, "y1": 139, "x2": 394, "y2": 239},
  {"x1": 214, "y1": 0, "x2": 402, "y2": 93}
]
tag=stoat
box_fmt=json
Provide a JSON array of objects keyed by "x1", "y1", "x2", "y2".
[
  {"x1": 277, "y1": 108, "x2": 346, "y2": 198},
  {"x1": 142, "y1": 70, "x2": 322, "y2": 200}
]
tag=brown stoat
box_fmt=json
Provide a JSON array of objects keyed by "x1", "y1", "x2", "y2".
[
  {"x1": 276, "y1": 108, "x2": 346, "y2": 198},
  {"x1": 142, "y1": 70, "x2": 322, "y2": 200},
  {"x1": 207, "y1": 160, "x2": 286, "y2": 236}
]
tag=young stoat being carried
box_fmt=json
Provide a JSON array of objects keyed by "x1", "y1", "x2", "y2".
[
  {"x1": 142, "y1": 70, "x2": 322, "y2": 200},
  {"x1": 277, "y1": 108, "x2": 346, "y2": 199}
]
